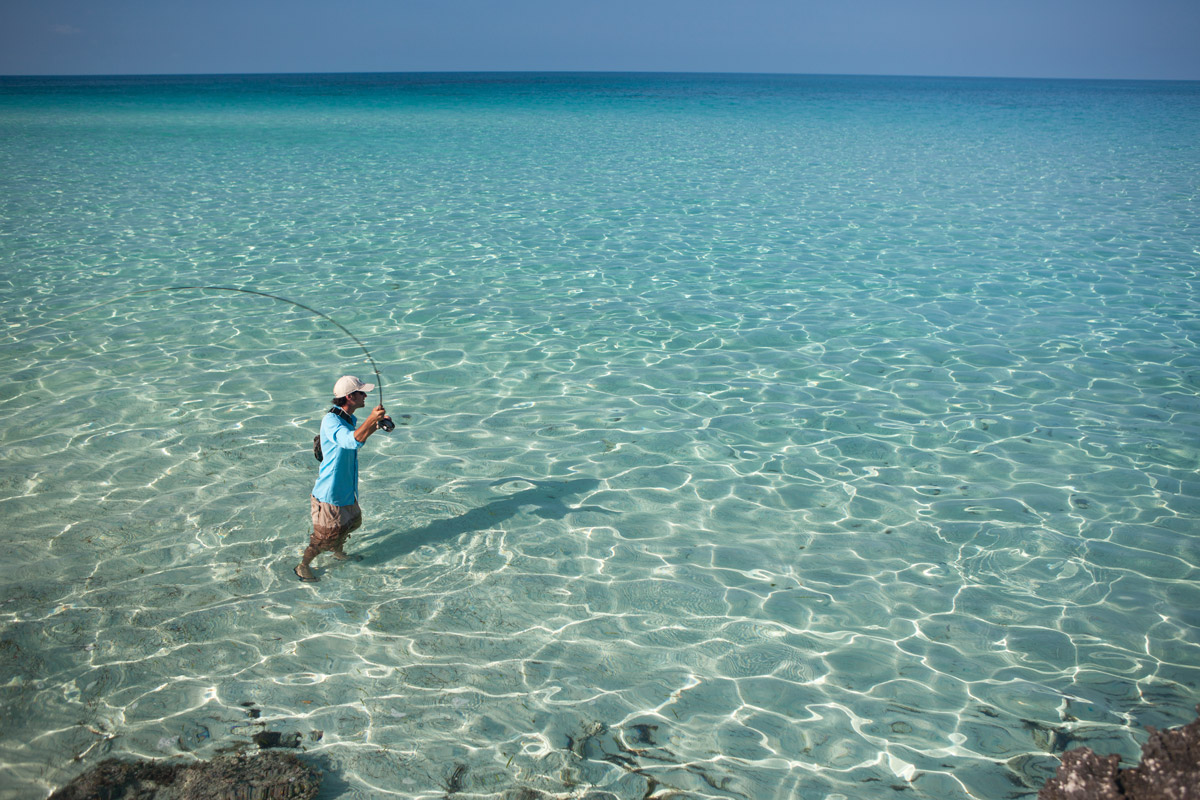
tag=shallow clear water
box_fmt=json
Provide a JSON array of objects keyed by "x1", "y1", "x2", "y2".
[{"x1": 1, "y1": 73, "x2": 1199, "y2": 799}]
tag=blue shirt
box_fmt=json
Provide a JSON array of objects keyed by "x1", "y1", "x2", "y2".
[{"x1": 312, "y1": 411, "x2": 363, "y2": 507}]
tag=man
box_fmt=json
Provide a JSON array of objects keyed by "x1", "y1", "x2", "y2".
[{"x1": 295, "y1": 375, "x2": 389, "y2": 582}]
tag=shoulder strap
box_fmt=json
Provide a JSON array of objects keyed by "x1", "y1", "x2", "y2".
[
  {"x1": 329, "y1": 406, "x2": 355, "y2": 428},
  {"x1": 315, "y1": 408, "x2": 353, "y2": 463}
]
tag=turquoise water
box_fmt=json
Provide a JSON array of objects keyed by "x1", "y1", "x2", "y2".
[{"x1": 1, "y1": 73, "x2": 1199, "y2": 799}]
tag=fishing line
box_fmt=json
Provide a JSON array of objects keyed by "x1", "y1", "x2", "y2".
[{"x1": 9, "y1": 284, "x2": 387, "y2": 408}]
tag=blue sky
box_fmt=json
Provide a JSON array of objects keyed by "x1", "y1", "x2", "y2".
[{"x1": 2, "y1": 0, "x2": 1198, "y2": 80}]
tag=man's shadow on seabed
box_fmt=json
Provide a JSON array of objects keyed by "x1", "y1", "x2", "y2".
[{"x1": 355, "y1": 477, "x2": 613, "y2": 565}]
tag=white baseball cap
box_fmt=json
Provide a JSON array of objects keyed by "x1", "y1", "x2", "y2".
[{"x1": 333, "y1": 375, "x2": 375, "y2": 398}]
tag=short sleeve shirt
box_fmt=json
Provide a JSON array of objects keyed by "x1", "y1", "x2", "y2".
[{"x1": 311, "y1": 411, "x2": 363, "y2": 507}]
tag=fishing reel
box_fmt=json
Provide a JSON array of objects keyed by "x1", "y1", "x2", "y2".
[{"x1": 379, "y1": 417, "x2": 395, "y2": 433}]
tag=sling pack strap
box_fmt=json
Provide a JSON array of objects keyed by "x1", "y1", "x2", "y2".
[{"x1": 313, "y1": 407, "x2": 355, "y2": 462}]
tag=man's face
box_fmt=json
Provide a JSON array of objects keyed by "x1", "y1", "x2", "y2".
[{"x1": 348, "y1": 390, "x2": 367, "y2": 411}]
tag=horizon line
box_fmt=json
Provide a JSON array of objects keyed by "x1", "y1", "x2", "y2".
[{"x1": 2, "y1": 69, "x2": 1198, "y2": 84}]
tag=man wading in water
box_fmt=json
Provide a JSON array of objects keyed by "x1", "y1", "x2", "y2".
[{"x1": 295, "y1": 375, "x2": 389, "y2": 582}]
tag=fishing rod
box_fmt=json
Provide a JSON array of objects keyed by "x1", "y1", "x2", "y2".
[{"x1": 10, "y1": 284, "x2": 394, "y2": 429}]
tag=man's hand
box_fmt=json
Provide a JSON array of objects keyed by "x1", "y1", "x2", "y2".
[
  {"x1": 355, "y1": 405, "x2": 389, "y2": 442},
  {"x1": 367, "y1": 405, "x2": 388, "y2": 429}
]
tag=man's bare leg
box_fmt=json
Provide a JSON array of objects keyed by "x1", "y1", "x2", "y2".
[
  {"x1": 329, "y1": 531, "x2": 361, "y2": 561},
  {"x1": 295, "y1": 545, "x2": 320, "y2": 582}
]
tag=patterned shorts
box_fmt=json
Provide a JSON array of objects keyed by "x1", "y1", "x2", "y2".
[{"x1": 309, "y1": 496, "x2": 362, "y2": 551}]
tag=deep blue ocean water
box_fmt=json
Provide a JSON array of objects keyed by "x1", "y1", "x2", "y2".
[{"x1": 1, "y1": 72, "x2": 1198, "y2": 799}]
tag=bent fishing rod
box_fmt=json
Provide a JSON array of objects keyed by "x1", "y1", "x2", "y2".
[{"x1": 12, "y1": 284, "x2": 395, "y2": 430}]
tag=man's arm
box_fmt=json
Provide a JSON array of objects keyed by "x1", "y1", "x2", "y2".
[{"x1": 354, "y1": 405, "x2": 388, "y2": 443}]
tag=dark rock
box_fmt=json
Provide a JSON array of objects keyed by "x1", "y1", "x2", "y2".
[
  {"x1": 502, "y1": 790, "x2": 554, "y2": 800},
  {"x1": 50, "y1": 750, "x2": 320, "y2": 800},
  {"x1": 49, "y1": 758, "x2": 178, "y2": 800},
  {"x1": 1039, "y1": 749, "x2": 1124, "y2": 800},
  {"x1": 172, "y1": 752, "x2": 319, "y2": 800},
  {"x1": 251, "y1": 731, "x2": 302, "y2": 749},
  {"x1": 1121, "y1": 715, "x2": 1200, "y2": 800},
  {"x1": 1039, "y1": 713, "x2": 1200, "y2": 800}
]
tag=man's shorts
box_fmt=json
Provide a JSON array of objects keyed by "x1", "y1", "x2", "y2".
[{"x1": 310, "y1": 496, "x2": 362, "y2": 551}]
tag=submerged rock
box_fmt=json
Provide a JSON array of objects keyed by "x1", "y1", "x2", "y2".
[
  {"x1": 50, "y1": 750, "x2": 320, "y2": 800},
  {"x1": 1039, "y1": 713, "x2": 1200, "y2": 800},
  {"x1": 251, "y1": 731, "x2": 302, "y2": 749}
]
